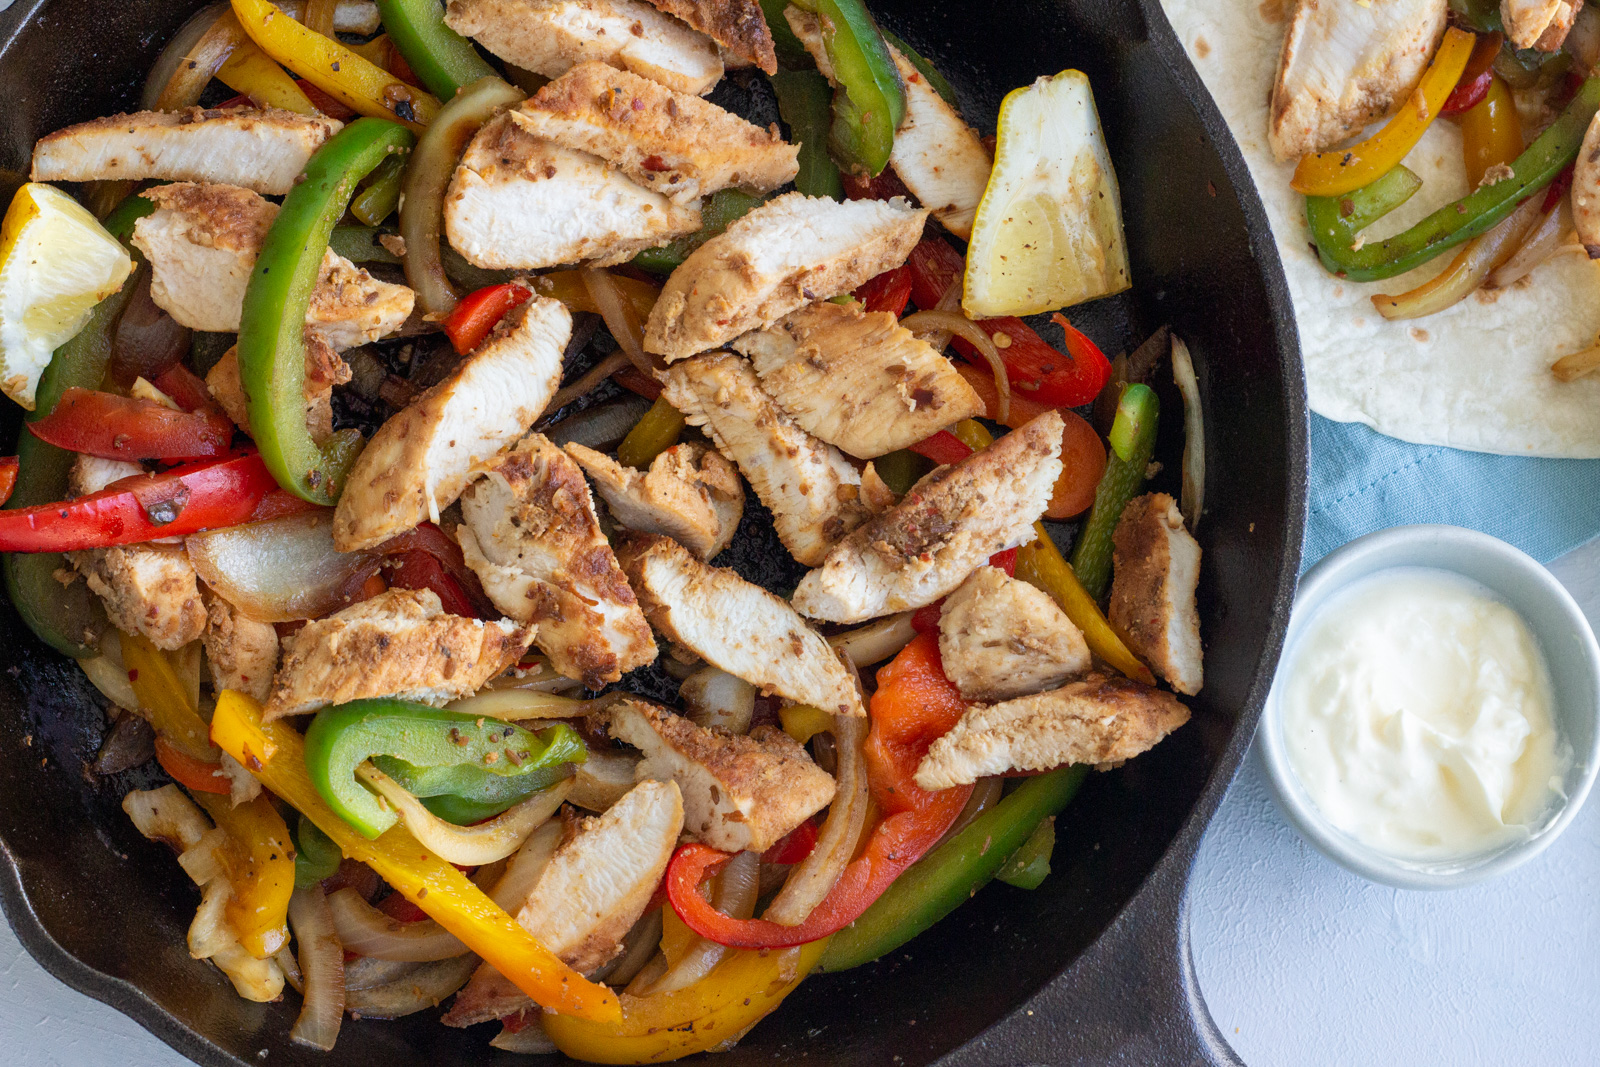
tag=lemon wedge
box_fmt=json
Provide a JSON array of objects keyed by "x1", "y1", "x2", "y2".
[
  {"x1": 0, "y1": 183, "x2": 133, "y2": 410},
  {"x1": 963, "y1": 70, "x2": 1132, "y2": 319}
]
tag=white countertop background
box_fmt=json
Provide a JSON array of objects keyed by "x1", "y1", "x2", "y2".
[{"x1": 4, "y1": 538, "x2": 1598, "y2": 1066}]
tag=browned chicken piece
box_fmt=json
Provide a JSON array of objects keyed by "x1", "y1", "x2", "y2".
[
  {"x1": 511, "y1": 62, "x2": 797, "y2": 203},
  {"x1": 565, "y1": 440, "x2": 744, "y2": 560},
  {"x1": 914, "y1": 674, "x2": 1191, "y2": 789},
  {"x1": 263, "y1": 588, "x2": 534, "y2": 721},
  {"x1": 446, "y1": 0, "x2": 724, "y2": 96},
  {"x1": 443, "y1": 780, "x2": 683, "y2": 1026},
  {"x1": 938, "y1": 565, "x2": 1090, "y2": 703},
  {"x1": 205, "y1": 338, "x2": 350, "y2": 445},
  {"x1": 200, "y1": 593, "x2": 279, "y2": 704},
  {"x1": 333, "y1": 296, "x2": 572, "y2": 551},
  {"x1": 792, "y1": 412, "x2": 1065, "y2": 623},
  {"x1": 644, "y1": 191, "x2": 929, "y2": 361},
  {"x1": 661, "y1": 352, "x2": 871, "y2": 566},
  {"x1": 645, "y1": 0, "x2": 776, "y2": 73},
  {"x1": 731, "y1": 300, "x2": 985, "y2": 459},
  {"x1": 1267, "y1": 0, "x2": 1448, "y2": 162},
  {"x1": 1109, "y1": 493, "x2": 1203, "y2": 696},
  {"x1": 1503, "y1": 0, "x2": 1584, "y2": 49},
  {"x1": 1575, "y1": 111, "x2": 1600, "y2": 255},
  {"x1": 609, "y1": 698, "x2": 835, "y2": 851},
  {"x1": 68, "y1": 454, "x2": 141, "y2": 497},
  {"x1": 456, "y1": 435, "x2": 657, "y2": 689},
  {"x1": 30, "y1": 108, "x2": 342, "y2": 195},
  {"x1": 616, "y1": 533, "x2": 866, "y2": 716}
]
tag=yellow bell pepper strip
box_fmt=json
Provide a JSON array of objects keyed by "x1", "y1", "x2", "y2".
[
  {"x1": 195, "y1": 792, "x2": 296, "y2": 958},
  {"x1": 215, "y1": 30, "x2": 317, "y2": 114},
  {"x1": 1291, "y1": 27, "x2": 1476, "y2": 197},
  {"x1": 210, "y1": 690, "x2": 621, "y2": 1022},
  {"x1": 779, "y1": 703, "x2": 834, "y2": 745},
  {"x1": 1460, "y1": 72, "x2": 1524, "y2": 189},
  {"x1": 122, "y1": 632, "x2": 223, "y2": 764},
  {"x1": 543, "y1": 939, "x2": 828, "y2": 1064},
  {"x1": 231, "y1": 0, "x2": 441, "y2": 131},
  {"x1": 615, "y1": 397, "x2": 685, "y2": 470}
]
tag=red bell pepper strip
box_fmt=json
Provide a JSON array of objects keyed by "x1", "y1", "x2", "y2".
[
  {"x1": 1440, "y1": 31, "x2": 1502, "y2": 115},
  {"x1": 443, "y1": 281, "x2": 532, "y2": 355},
  {"x1": 155, "y1": 736, "x2": 231, "y2": 795},
  {"x1": 0, "y1": 452, "x2": 286, "y2": 553},
  {"x1": 0, "y1": 457, "x2": 17, "y2": 507},
  {"x1": 384, "y1": 549, "x2": 480, "y2": 617},
  {"x1": 612, "y1": 365, "x2": 664, "y2": 401},
  {"x1": 760, "y1": 819, "x2": 819, "y2": 866},
  {"x1": 666, "y1": 632, "x2": 972, "y2": 948},
  {"x1": 853, "y1": 264, "x2": 913, "y2": 316},
  {"x1": 377, "y1": 521, "x2": 496, "y2": 617},
  {"x1": 377, "y1": 891, "x2": 430, "y2": 923},
  {"x1": 909, "y1": 547, "x2": 1017, "y2": 634},
  {"x1": 27, "y1": 387, "x2": 235, "y2": 461},
  {"x1": 907, "y1": 429, "x2": 974, "y2": 467},
  {"x1": 842, "y1": 170, "x2": 911, "y2": 202},
  {"x1": 298, "y1": 79, "x2": 360, "y2": 120},
  {"x1": 151, "y1": 364, "x2": 222, "y2": 415}
]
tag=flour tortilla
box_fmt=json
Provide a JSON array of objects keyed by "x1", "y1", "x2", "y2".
[{"x1": 1160, "y1": 0, "x2": 1600, "y2": 457}]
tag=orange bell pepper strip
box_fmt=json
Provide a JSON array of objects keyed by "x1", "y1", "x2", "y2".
[
  {"x1": 231, "y1": 0, "x2": 440, "y2": 131},
  {"x1": 154, "y1": 737, "x2": 231, "y2": 795},
  {"x1": 214, "y1": 25, "x2": 317, "y2": 114},
  {"x1": 1291, "y1": 27, "x2": 1477, "y2": 197},
  {"x1": 531, "y1": 270, "x2": 659, "y2": 322},
  {"x1": 209, "y1": 690, "x2": 621, "y2": 1022},
  {"x1": 195, "y1": 792, "x2": 296, "y2": 958},
  {"x1": 1460, "y1": 73, "x2": 1525, "y2": 188}
]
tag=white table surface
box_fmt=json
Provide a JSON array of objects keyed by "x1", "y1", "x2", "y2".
[{"x1": 3, "y1": 538, "x2": 1598, "y2": 1066}]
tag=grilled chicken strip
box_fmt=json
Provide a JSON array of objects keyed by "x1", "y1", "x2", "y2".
[
  {"x1": 205, "y1": 337, "x2": 350, "y2": 446},
  {"x1": 264, "y1": 588, "x2": 534, "y2": 720},
  {"x1": 646, "y1": 0, "x2": 775, "y2": 73},
  {"x1": 915, "y1": 674, "x2": 1191, "y2": 790},
  {"x1": 443, "y1": 779, "x2": 684, "y2": 1027},
  {"x1": 457, "y1": 435, "x2": 657, "y2": 688},
  {"x1": 566, "y1": 440, "x2": 744, "y2": 560},
  {"x1": 333, "y1": 295, "x2": 571, "y2": 551},
  {"x1": 661, "y1": 352, "x2": 871, "y2": 566},
  {"x1": 1575, "y1": 112, "x2": 1600, "y2": 256},
  {"x1": 31, "y1": 108, "x2": 342, "y2": 195},
  {"x1": 131, "y1": 183, "x2": 414, "y2": 344},
  {"x1": 1267, "y1": 0, "x2": 1448, "y2": 162},
  {"x1": 1109, "y1": 493, "x2": 1203, "y2": 696},
  {"x1": 938, "y1": 565, "x2": 1090, "y2": 703},
  {"x1": 731, "y1": 300, "x2": 985, "y2": 459},
  {"x1": 1503, "y1": 0, "x2": 1584, "y2": 50},
  {"x1": 644, "y1": 191, "x2": 928, "y2": 361},
  {"x1": 200, "y1": 593, "x2": 280, "y2": 704},
  {"x1": 609, "y1": 698, "x2": 835, "y2": 851},
  {"x1": 444, "y1": 112, "x2": 703, "y2": 270},
  {"x1": 616, "y1": 533, "x2": 867, "y2": 716},
  {"x1": 793, "y1": 412, "x2": 1064, "y2": 623},
  {"x1": 445, "y1": 0, "x2": 724, "y2": 96},
  {"x1": 511, "y1": 62, "x2": 797, "y2": 203}
]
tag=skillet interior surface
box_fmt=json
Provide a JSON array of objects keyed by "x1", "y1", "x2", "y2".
[{"x1": 0, "y1": 0, "x2": 1306, "y2": 1063}]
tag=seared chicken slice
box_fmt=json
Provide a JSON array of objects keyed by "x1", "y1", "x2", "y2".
[
  {"x1": 444, "y1": 112, "x2": 703, "y2": 270},
  {"x1": 646, "y1": 0, "x2": 775, "y2": 73},
  {"x1": 566, "y1": 440, "x2": 744, "y2": 559},
  {"x1": 1503, "y1": 0, "x2": 1582, "y2": 50},
  {"x1": 511, "y1": 62, "x2": 797, "y2": 203},
  {"x1": 443, "y1": 780, "x2": 683, "y2": 1026},
  {"x1": 644, "y1": 192, "x2": 928, "y2": 360},
  {"x1": 609, "y1": 698, "x2": 835, "y2": 851},
  {"x1": 1575, "y1": 112, "x2": 1600, "y2": 256},
  {"x1": 938, "y1": 565, "x2": 1090, "y2": 702},
  {"x1": 1108, "y1": 493, "x2": 1203, "y2": 696},
  {"x1": 200, "y1": 593, "x2": 279, "y2": 704},
  {"x1": 333, "y1": 296, "x2": 571, "y2": 551},
  {"x1": 915, "y1": 674, "x2": 1191, "y2": 790},
  {"x1": 661, "y1": 352, "x2": 871, "y2": 566},
  {"x1": 68, "y1": 544, "x2": 207, "y2": 652},
  {"x1": 205, "y1": 337, "x2": 350, "y2": 445},
  {"x1": 616, "y1": 533, "x2": 866, "y2": 716},
  {"x1": 786, "y1": 9, "x2": 990, "y2": 239},
  {"x1": 264, "y1": 588, "x2": 533, "y2": 720},
  {"x1": 456, "y1": 435, "x2": 657, "y2": 688},
  {"x1": 445, "y1": 0, "x2": 724, "y2": 96},
  {"x1": 132, "y1": 183, "x2": 414, "y2": 343},
  {"x1": 731, "y1": 300, "x2": 984, "y2": 459},
  {"x1": 69, "y1": 454, "x2": 142, "y2": 497},
  {"x1": 1267, "y1": 0, "x2": 1448, "y2": 162},
  {"x1": 31, "y1": 108, "x2": 342, "y2": 195},
  {"x1": 793, "y1": 412, "x2": 1064, "y2": 623}
]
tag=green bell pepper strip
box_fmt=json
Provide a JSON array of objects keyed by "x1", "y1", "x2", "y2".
[
  {"x1": 819, "y1": 765, "x2": 1088, "y2": 971},
  {"x1": 633, "y1": 189, "x2": 766, "y2": 274},
  {"x1": 293, "y1": 813, "x2": 342, "y2": 889},
  {"x1": 1308, "y1": 76, "x2": 1600, "y2": 283},
  {"x1": 303, "y1": 699, "x2": 585, "y2": 839},
  {"x1": 1309, "y1": 164, "x2": 1422, "y2": 247},
  {"x1": 329, "y1": 224, "x2": 403, "y2": 265},
  {"x1": 349, "y1": 154, "x2": 406, "y2": 227},
  {"x1": 238, "y1": 117, "x2": 415, "y2": 505},
  {"x1": 375, "y1": 0, "x2": 498, "y2": 101},
  {"x1": 1448, "y1": 0, "x2": 1503, "y2": 32},
  {"x1": 869, "y1": 449, "x2": 931, "y2": 495},
  {"x1": 995, "y1": 814, "x2": 1054, "y2": 890},
  {"x1": 879, "y1": 29, "x2": 956, "y2": 108},
  {"x1": 789, "y1": 0, "x2": 904, "y2": 177},
  {"x1": 771, "y1": 69, "x2": 845, "y2": 199},
  {"x1": 373, "y1": 751, "x2": 576, "y2": 825},
  {"x1": 1071, "y1": 383, "x2": 1159, "y2": 602}
]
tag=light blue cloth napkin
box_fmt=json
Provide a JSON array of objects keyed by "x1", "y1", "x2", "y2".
[{"x1": 1305, "y1": 415, "x2": 1600, "y2": 568}]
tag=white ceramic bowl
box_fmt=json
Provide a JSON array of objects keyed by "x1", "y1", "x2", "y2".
[{"x1": 1259, "y1": 525, "x2": 1600, "y2": 889}]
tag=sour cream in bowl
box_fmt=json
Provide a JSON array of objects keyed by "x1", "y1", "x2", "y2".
[{"x1": 1260, "y1": 526, "x2": 1600, "y2": 888}]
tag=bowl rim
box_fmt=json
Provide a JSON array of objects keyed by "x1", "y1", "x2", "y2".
[{"x1": 1259, "y1": 523, "x2": 1600, "y2": 891}]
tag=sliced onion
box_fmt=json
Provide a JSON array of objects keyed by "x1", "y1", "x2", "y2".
[
  {"x1": 634, "y1": 851, "x2": 758, "y2": 996},
  {"x1": 279, "y1": 0, "x2": 382, "y2": 34},
  {"x1": 764, "y1": 712, "x2": 870, "y2": 925},
  {"x1": 580, "y1": 268, "x2": 656, "y2": 380},
  {"x1": 480, "y1": 663, "x2": 585, "y2": 695},
  {"x1": 344, "y1": 954, "x2": 424, "y2": 990},
  {"x1": 357, "y1": 765, "x2": 570, "y2": 865},
  {"x1": 1170, "y1": 335, "x2": 1205, "y2": 532},
  {"x1": 827, "y1": 612, "x2": 915, "y2": 667},
  {"x1": 187, "y1": 510, "x2": 378, "y2": 623},
  {"x1": 545, "y1": 352, "x2": 633, "y2": 417},
  {"x1": 329, "y1": 887, "x2": 468, "y2": 961},
  {"x1": 80, "y1": 633, "x2": 139, "y2": 712},
  {"x1": 211, "y1": 940, "x2": 287, "y2": 1003},
  {"x1": 569, "y1": 747, "x2": 642, "y2": 812},
  {"x1": 345, "y1": 954, "x2": 479, "y2": 1019},
  {"x1": 544, "y1": 393, "x2": 654, "y2": 450},
  {"x1": 178, "y1": 827, "x2": 232, "y2": 886},
  {"x1": 935, "y1": 776, "x2": 1002, "y2": 850},
  {"x1": 110, "y1": 270, "x2": 190, "y2": 388},
  {"x1": 680, "y1": 667, "x2": 756, "y2": 734},
  {"x1": 1488, "y1": 198, "x2": 1579, "y2": 289},
  {"x1": 145, "y1": 4, "x2": 246, "y2": 113},
  {"x1": 300, "y1": 0, "x2": 339, "y2": 38},
  {"x1": 1372, "y1": 195, "x2": 1546, "y2": 320},
  {"x1": 123, "y1": 784, "x2": 211, "y2": 852},
  {"x1": 1553, "y1": 343, "x2": 1600, "y2": 381},
  {"x1": 590, "y1": 907, "x2": 661, "y2": 988},
  {"x1": 274, "y1": 944, "x2": 304, "y2": 995},
  {"x1": 1567, "y1": 2, "x2": 1600, "y2": 72},
  {"x1": 188, "y1": 877, "x2": 236, "y2": 958},
  {"x1": 95, "y1": 713, "x2": 155, "y2": 774},
  {"x1": 491, "y1": 1019, "x2": 559, "y2": 1053},
  {"x1": 444, "y1": 688, "x2": 584, "y2": 720},
  {"x1": 288, "y1": 886, "x2": 345, "y2": 1051},
  {"x1": 902, "y1": 309, "x2": 1010, "y2": 423}
]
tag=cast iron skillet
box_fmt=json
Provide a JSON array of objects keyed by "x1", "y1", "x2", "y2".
[{"x1": 0, "y1": 0, "x2": 1306, "y2": 1062}]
